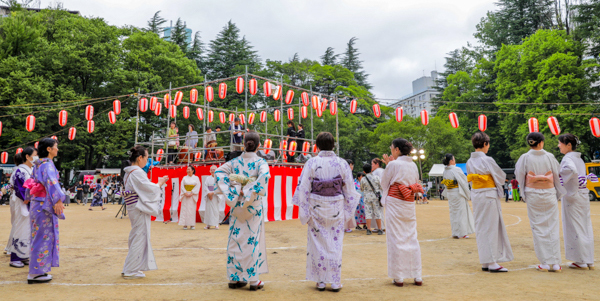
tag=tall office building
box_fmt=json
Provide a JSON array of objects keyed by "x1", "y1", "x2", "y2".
[
  {"x1": 162, "y1": 21, "x2": 193, "y2": 46},
  {"x1": 392, "y1": 71, "x2": 440, "y2": 118}
]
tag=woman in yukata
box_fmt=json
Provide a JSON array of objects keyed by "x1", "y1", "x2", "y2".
[
  {"x1": 179, "y1": 166, "x2": 201, "y2": 230},
  {"x1": 89, "y1": 179, "x2": 106, "y2": 211},
  {"x1": 441, "y1": 153, "x2": 475, "y2": 239},
  {"x1": 215, "y1": 131, "x2": 271, "y2": 291}
]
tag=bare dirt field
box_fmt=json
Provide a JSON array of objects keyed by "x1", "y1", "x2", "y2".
[{"x1": 1, "y1": 199, "x2": 599, "y2": 301}]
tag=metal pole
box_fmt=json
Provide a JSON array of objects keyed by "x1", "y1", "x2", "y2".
[
  {"x1": 310, "y1": 85, "x2": 314, "y2": 141},
  {"x1": 245, "y1": 66, "x2": 249, "y2": 127},
  {"x1": 134, "y1": 88, "x2": 140, "y2": 145},
  {"x1": 165, "y1": 82, "x2": 172, "y2": 151},
  {"x1": 335, "y1": 95, "x2": 339, "y2": 156},
  {"x1": 150, "y1": 132, "x2": 155, "y2": 180},
  {"x1": 203, "y1": 76, "x2": 207, "y2": 160}
]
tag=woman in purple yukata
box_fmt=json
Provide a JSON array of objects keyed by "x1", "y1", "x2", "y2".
[
  {"x1": 292, "y1": 132, "x2": 360, "y2": 292},
  {"x1": 89, "y1": 178, "x2": 106, "y2": 211},
  {"x1": 25, "y1": 138, "x2": 65, "y2": 284}
]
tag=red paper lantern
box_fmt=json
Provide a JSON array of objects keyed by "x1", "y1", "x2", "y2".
[
  {"x1": 274, "y1": 109, "x2": 281, "y2": 122},
  {"x1": 373, "y1": 104, "x2": 381, "y2": 118},
  {"x1": 547, "y1": 116, "x2": 561, "y2": 136},
  {"x1": 285, "y1": 90, "x2": 294, "y2": 105},
  {"x1": 196, "y1": 108, "x2": 204, "y2": 120},
  {"x1": 528, "y1": 117, "x2": 539, "y2": 133},
  {"x1": 26, "y1": 115, "x2": 35, "y2": 132},
  {"x1": 301, "y1": 92, "x2": 309, "y2": 106},
  {"x1": 273, "y1": 85, "x2": 282, "y2": 100},
  {"x1": 239, "y1": 114, "x2": 245, "y2": 125},
  {"x1": 68, "y1": 127, "x2": 76, "y2": 140},
  {"x1": 208, "y1": 110, "x2": 214, "y2": 123},
  {"x1": 321, "y1": 98, "x2": 328, "y2": 112},
  {"x1": 395, "y1": 107, "x2": 403, "y2": 122},
  {"x1": 248, "y1": 113, "x2": 255, "y2": 124},
  {"x1": 87, "y1": 120, "x2": 95, "y2": 133},
  {"x1": 1, "y1": 152, "x2": 7, "y2": 164},
  {"x1": 190, "y1": 89, "x2": 198, "y2": 104},
  {"x1": 174, "y1": 91, "x2": 183, "y2": 106},
  {"x1": 85, "y1": 105, "x2": 94, "y2": 121},
  {"x1": 288, "y1": 141, "x2": 297, "y2": 156},
  {"x1": 478, "y1": 114, "x2": 487, "y2": 132},
  {"x1": 263, "y1": 82, "x2": 272, "y2": 97},
  {"x1": 219, "y1": 112, "x2": 226, "y2": 123},
  {"x1": 139, "y1": 98, "x2": 148, "y2": 112},
  {"x1": 311, "y1": 95, "x2": 320, "y2": 110},
  {"x1": 421, "y1": 110, "x2": 429, "y2": 126},
  {"x1": 316, "y1": 105, "x2": 323, "y2": 117},
  {"x1": 302, "y1": 142, "x2": 310, "y2": 156},
  {"x1": 329, "y1": 101, "x2": 337, "y2": 115},
  {"x1": 350, "y1": 99, "x2": 357, "y2": 114},
  {"x1": 169, "y1": 105, "x2": 176, "y2": 118},
  {"x1": 51, "y1": 135, "x2": 57, "y2": 141},
  {"x1": 194, "y1": 151, "x2": 202, "y2": 161},
  {"x1": 280, "y1": 140, "x2": 288, "y2": 157},
  {"x1": 163, "y1": 93, "x2": 170, "y2": 108},
  {"x1": 236, "y1": 77, "x2": 244, "y2": 94},
  {"x1": 113, "y1": 100, "x2": 121, "y2": 115},
  {"x1": 16, "y1": 148, "x2": 22, "y2": 154},
  {"x1": 205, "y1": 86, "x2": 214, "y2": 102},
  {"x1": 263, "y1": 139, "x2": 272, "y2": 154},
  {"x1": 183, "y1": 106, "x2": 190, "y2": 119},
  {"x1": 448, "y1": 112, "x2": 459, "y2": 128},
  {"x1": 301, "y1": 106, "x2": 308, "y2": 119},
  {"x1": 34, "y1": 141, "x2": 38, "y2": 149},
  {"x1": 58, "y1": 110, "x2": 68, "y2": 127},
  {"x1": 260, "y1": 111, "x2": 267, "y2": 123},
  {"x1": 219, "y1": 83, "x2": 227, "y2": 99},
  {"x1": 154, "y1": 103, "x2": 162, "y2": 116},
  {"x1": 150, "y1": 97, "x2": 158, "y2": 110},
  {"x1": 156, "y1": 149, "x2": 164, "y2": 162},
  {"x1": 287, "y1": 108, "x2": 294, "y2": 120},
  {"x1": 108, "y1": 111, "x2": 116, "y2": 124},
  {"x1": 590, "y1": 117, "x2": 600, "y2": 138},
  {"x1": 229, "y1": 113, "x2": 235, "y2": 123},
  {"x1": 249, "y1": 78, "x2": 257, "y2": 95},
  {"x1": 312, "y1": 144, "x2": 318, "y2": 154}
]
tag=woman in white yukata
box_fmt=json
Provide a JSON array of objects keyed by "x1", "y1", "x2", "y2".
[
  {"x1": 380, "y1": 138, "x2": 424, "y2": 287},
  {"x1": 179, "y1": 166, "x2": 201, "y2": 230},
  {"x1": 558, "y1": 133, "x2": 595, "y2": 270},
  {"x1": 121, "y1": 146, "x2": 169, "y2": 279},
  {"x1": 466, "y1": 132, "x2": 513, "y2": 273},
  {"x1": 292, "y1": 132, "x2": 360, "y2": 292},
  {"x1": 515, "y1": 132, "x2": 565, "y2": 272},
  {"x1": 441, "y1": 153, "x2": 475, "y2": 239},
  {"x1": 215, "y1": 131, "x2": 271, "y2": 291},
  {"x1": 203, "y1": 165, "x2": 220, "y2": 230}
]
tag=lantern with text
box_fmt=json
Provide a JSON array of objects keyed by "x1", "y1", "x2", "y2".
[
  {"x1": 248, "y1": 113, "x2": 255, "y2": 124},
  {"x1": 312, "y1": 144, "x2": 318, "y2": 154},
  {"x1": 174, "y1": 91, "x2": 183, "y2": 106},
  {"x1": 58, "y1": 110, "x2": 68, "y2": 127},
  {"x1": 194, "y1": 151, "x2": 202, "y2": 161},
  {"x1": 150, "y1": 97, "x2": 158, "y2": 110},
  {"x1": 590, "y1": 117, "x2": 600, "y2": 138},
  {"x1": 169, "y1": 105, "x2": 176, "y2": 118},
  {"x1": 421, "y1": 110, "x2": 429, "y2": 126},
  {"x1": 16, "y1": 148, "x2": 22, "y2": 154},
  {"x1": 288, "y1": 141, "x2": 297, "y2": 156},
  {"x1": 205, "y1": 86, "x2": 214, "y2": 102},
  {"x1": 329, "y1": 101, "x2": 337, "y2": 115},
  {"x1": 26, "y1": 115, "x2": 35, "y2": 132},
  {"x1": 302, "y1": 142, "x2": 310, "y2": 156},
  {"x1": 163, "y1": 93, "x2": 170, "y2": 108},
  {"x1": 263, "y1": 82, "x2": 272, "y2": 97},
  {"x1": 263, "y1": 139, "x2": 272, "y2": 154},
  {"x1": 274, "y1": 109, "x2": 281, "y2": 122},
  {"x1": 548, "y1": 116, "x2": 561, "y2": 136},
  {"x1": 229, "y1": 113, "x2": 235, "y2": 123},
  {"x1": 219, "y1": 83, "x2": 227, "y2": 99},
  {"x1": 85, "y1": 105, "x2": 94, "y2": 121},
  {"x1": 350, "y1": 99, "x2": 358, "y2": 114},
  {"x1": 280, "y1": 140, "x2": 288, "y2": 161},
  {"x1": 301, "y1": 106, "x2": 308, "y2": 119},
  {"x1": 287, "y1": 108, "x2": 294, "y2": 120},
  {"x1": 373, "y1": 104, "x2": 381, "y2": 118},
  {"x1": 316, "y1": 105, "x2": 323, "y2": 117},
  {"x1": 478, "y1": 114, "x2": 487, "y2": 132},
  {"x1": 528, "y1": 117, "x2": 539, "y2": 133},
  {"x1": 190, "y1": 89, "x2": 198, "y2": 104},
  {"x1": 260, "y1": 111, "x2": 267, "y2": 123},
  {"x1": 236, "y1": 77, "x2": 244, "y2": 94},
  {"x1": 219, "y1": 112, "x2": 226, "y2": 123},
  {"x1": 448, "y1": 112, "x2": 459, "y2": 128},
  {"x1": 208, "y1": 110, "x2": 214, "y2": 123},
  {"x1": 395, "y1": 107, "x2": 403, "y2": 122},
  {"x1": 113, "y1": 99, "x2": 121, "y2": 115},
  {"x1": 285, "y1": 90, "x2": 294, "y2": 105},
  {"x1": 273, "y1": 85, "x2": 282, "y2": 100},
  {"x1": 249, "y1": 78, "x2": 257, "y2": 95},
  {"x1": 321, "y1": 98, "x2": 328, "y2": 112},
  {"x1": 139, "y1": 98, "x2": 148, "y2": 112},
  {"x1": 154, "y1": 103, "x2": 162, "y2": 116},
  {"x1": 1, "y1": 152, "x2": 7, "y2": 164},
  {"x1": 311, "y1": 95, "x2": 320, "y2": 110},
  {"x1": 68, "y1": 127, "x2": 76, "y2": 140},
  {"x1": 108, "y1": 111, "x2": 116, "y2": 124},
  {"x1": 87, "y1": 120, "x2": 95, "y2": 133},
  {"x1": 156, "y1": 149, "x2": 164, "y2": 162},
  {"x1": 196, "y1": 108, "x2": 204, "y2": 120},
  {"x1": 301, "y1": 92, "x2": 309, "y2": 106},
  {"x1": 183, "y1": 106, "x2": 190, "y2": 119},
  {"x1": 239, "y1": 114, "x2": 245, "y2": 125}
]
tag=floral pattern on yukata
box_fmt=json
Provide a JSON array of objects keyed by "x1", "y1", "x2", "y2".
[{"x1": 354, "y1": 179, "x2": 366, "y2": 224}]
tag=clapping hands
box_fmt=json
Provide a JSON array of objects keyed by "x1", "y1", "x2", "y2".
[{"x1": 382, "y1": 154, "x2": 393, "y2": 165}]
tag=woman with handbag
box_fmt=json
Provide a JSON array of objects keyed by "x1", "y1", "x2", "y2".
[
  {"x1": 360, "y1": 163, "x2": 384, "y2": 235},
  {"x1": 121, "y1": 145, "x2": 169, "y2": 279}
]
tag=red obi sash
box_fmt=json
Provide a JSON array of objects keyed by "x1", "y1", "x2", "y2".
[
  {"x1": 388, "y1": 182, "x2": 424, "y2": 202},
  {"x1": 23, "y1": 178, "x2": 46, "y2": 198}
]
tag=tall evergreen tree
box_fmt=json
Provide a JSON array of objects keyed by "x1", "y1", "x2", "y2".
[
  {"x1": 186, "y1": 31, "x2": 205, "y2": 71},
  {"x1": 341, "y1": 37, "x2": 371, "y2": 89},
  {"x1": 320, "y1": 47, "x2": 339, "y2": 66},
  {"x1": 170, "y1": 18, "x2": 189, "y2": 53},
  {"x1": 146, "y1": 11, "x2": 167, "y2": 35},
  {"x1": 205, "y1": 20, "x2": 260, "y2": 79}
]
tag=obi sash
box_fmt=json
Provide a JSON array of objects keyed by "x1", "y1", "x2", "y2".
[
  {"x1": 122, "y1": 190, "x2": 139, "y2": 208},
  {"x1": 441, "y1": 179, "x2": 458, "y2": 189},
  {"x1": 311, "y1": 175, "x2": 343, "y2": 197},
  {"x1": 467, "y1": 174, "x2": 495, "y2": 189},
  {"x1": 388, "y1": 182, "x2": 424, "y2": 202},
  {"x1": 23, "y1": 178, "x2": 46, "y2": 198},
  {"x1": 229, "y1": 174, "x2": 257, "y2": 186},
  {"x1": 525, "y1": 171, "x2": 554, "y2": 189},
  {"x1": 560, "y1": 173, "x2": 598, "y2": 189},
  {"x1": 184, "y1": 185, "x2": 195, "y2": 192}
]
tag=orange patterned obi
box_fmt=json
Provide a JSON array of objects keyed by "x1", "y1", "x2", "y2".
[{"x1": 388, "y1": 182, "x2": 424, "y2": 202}]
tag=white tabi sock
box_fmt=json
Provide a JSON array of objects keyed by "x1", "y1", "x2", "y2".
[{"x1": 488, "y1": 263, "x2": 501, "y2": 270}]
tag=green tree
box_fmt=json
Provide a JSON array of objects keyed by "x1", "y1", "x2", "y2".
[
  {"x1": 146, "y1": 10, "x2": 166, "y2": 35},
  {"x1": 187, "y1": 31, "x2": 205, "y2": 71},
  {"x1": 169, "y1": 18, "x2": 189, "y2": 53},
  {"x1": 340, "y1": 37, "x2": 371, "y2": 90},
  {"x1": 320, "y1": 47, "x2": 338, "y2": 66}
]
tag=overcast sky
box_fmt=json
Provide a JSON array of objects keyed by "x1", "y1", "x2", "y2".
[{"x1": 52, "y1": 0, "x2": 497, "y2": 102}]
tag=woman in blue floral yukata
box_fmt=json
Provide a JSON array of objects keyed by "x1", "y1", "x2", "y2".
[
  {"x1": 89, "y1": 178, "x2": 106, "y2": 211},
  {"x1": 25, "y1": 138, "x2": 66, "y2": 284},
  {"x1": 215, "y1": 131, "x2": 271, "y2": 291}
]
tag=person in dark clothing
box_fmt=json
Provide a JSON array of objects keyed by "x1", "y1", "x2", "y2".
[
  {"x1": 286, "y1": 121, "x2": 297, "y2": 163},
  {"x1": 295, "y1": 123, "x2": 305, "y2": 154},
  {"x1": 75, "y1": 181, "x2": 83, "y2": 205}
]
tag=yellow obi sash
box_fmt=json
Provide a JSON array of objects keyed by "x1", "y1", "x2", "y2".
[
  {"x1": 441, "y1": 179, "x2": 458, "y2": 189},
  {"x1": 467, "y1": 174, "x2": 495, "y2": 189},
  {"x1": 184, "y1": 185, "x2": 195, "y2": 192}
]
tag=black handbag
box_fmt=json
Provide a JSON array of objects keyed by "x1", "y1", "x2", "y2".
[{"x1": 364, "y1": 175, "x2": 382, "y2": 206}]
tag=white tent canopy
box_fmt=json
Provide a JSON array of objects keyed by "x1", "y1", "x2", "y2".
[
  {"x1": 428, "y1": 164, "x2": 445, "y2": 177},
  {"x1": 96, "y1": 168, "x2": 120, "y2": 175}
]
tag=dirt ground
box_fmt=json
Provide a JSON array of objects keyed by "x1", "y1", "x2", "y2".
[{"x1": 1, "y1": 199, "x2": 599, "y2": 301}]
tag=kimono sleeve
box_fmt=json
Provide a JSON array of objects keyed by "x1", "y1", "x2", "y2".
[
  {"x1": 454, "y1": 167, "x2": 471, "y2": 200},
  {"x1": 340, "y1": 159, "x2": 361, "y2": 223},
  {"x1": 486, "y1": 156, "x2": 507, "y2": 198},
  {"x1": 514, "y1": 155, "x2": 528, "y2": 201},
  {"x1": 560, "y1": 157, "x2": 577, "y2": 196},
  {"x1": 13, "y1": 168, "x2": 28, "y2": 201},
  {"x1": 291, "y1": 158, "x2": 314, "y2": 225},
  {"x1": 548, "y1": 154, "x2": 566, "y2": 199},
  {"x1": 215, "y1": 161, "x2": 238, "y2": 207},
  {"x1": 43, "y1": 163, "x2": 67, "y2": 206},
  {"x1": 251, "y1": 159, "x2": 270, "y2": 197},
  {"x1": 130, "y1": 169, "x2": 162, "y2": 205},
  {"x1": 380, "y1": 163, "x2": 393, "y2": 206},
  {"x1": 192, "y1": 176, "x2": 201, "y2": 196}
]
